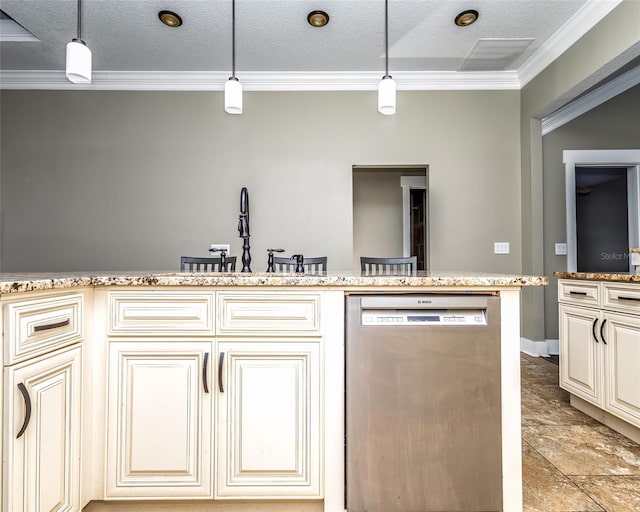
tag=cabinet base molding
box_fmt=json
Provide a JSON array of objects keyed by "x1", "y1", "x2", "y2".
[
  {"x1": 570, "y1": 395, "x2": 640, "y2": 444},
  {"x1": 83, "y1": 500, "x2": 324, "y2": 512}
]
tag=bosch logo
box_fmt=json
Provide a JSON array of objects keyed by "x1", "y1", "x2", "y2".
[{"x1": 417, "y1": 300, "x2": 432, "y2": 304}]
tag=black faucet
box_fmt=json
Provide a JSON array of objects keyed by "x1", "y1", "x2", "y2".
[
  {"x1": 266, "y1": 248, "x2": 285, "y2": 273},
  {"x1": 291, "y1": 254, "x2": 304, "y2": 273},
  {"x1": 209, "y1": 248, "x2": 228, "y2": 272},
  {"x1": 238, "y1": 187, "x2": 251, "y2": 272}
]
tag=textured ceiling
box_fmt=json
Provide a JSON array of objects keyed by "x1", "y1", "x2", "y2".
[{"x1": 0, "y1": 0, "x2": 618, "y2": 89}]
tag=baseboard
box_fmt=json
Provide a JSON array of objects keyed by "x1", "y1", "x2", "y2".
[{"x1": 520, "y1": 337, "x2": 547, "y2": 357}]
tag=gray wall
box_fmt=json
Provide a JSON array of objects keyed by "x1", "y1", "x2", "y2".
[
  {"x1": 352, "y1": 170, "x2": 405, "y2": 270},
  {"x1": 520, "y1": 0, "x2": 640, "y2": 342},
  {"x1": 1, "y1": 89, "x2": 522, "y2": 274},
  {"x1": 542, "y1": 84, "x2": 640, "y2": 339}
]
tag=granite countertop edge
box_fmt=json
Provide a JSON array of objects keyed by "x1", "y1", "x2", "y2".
[
  {"x1": 0, "y1": 271, "x2": 549, "y2": 295},
  {"x1": 554, "y1": 271, "x2": 640, "y2": 283}
]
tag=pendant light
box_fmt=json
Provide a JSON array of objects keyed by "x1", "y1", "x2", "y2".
[
  {"x1": 66, "y1": 0, "x2": 92, "y2": 84},
  {"x1": 378, "y1": 0, "x2": 396, "y2": 115},
  {"x1": 225, "y1": 0, "x2": 243, "y2": 114}
]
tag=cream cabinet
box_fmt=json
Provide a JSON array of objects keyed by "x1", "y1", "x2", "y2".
[
  {"x1": 602, "y1": 310, "x2": 640, "y2": 426},
  {"x1": 105, "y1": 341, "x2": 213, "y2": 498},
  {"x1": 104, "y1": 291, "x2": 216, "y2": 499},
  {"x1": 559, "y1": 280, "x2": 640, "y2": 437},
  {"x1": 559, "y1": 303, "x2": 604, "y2": 406},
  {"x1": 103, "y1": 289, "x2": 323, "y2": 502},
  {"x1": 216, "y1": 340, "x2": 320, "y2": 498},
  {"x1": 2, "y1": 291, "x2": 85, "y2": 512},
  {"x1": 215, "y1": 292, "x2": 323, "y2": 499}
]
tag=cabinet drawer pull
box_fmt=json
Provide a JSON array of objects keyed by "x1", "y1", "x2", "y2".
[
  {"x1": 16, "y1": 383, "x2": 32, "y2": 439},
  {"x1": 569, "y1": 291, "x2": 588, "y2": 296},
  {"x1": 33, "y1": 318, "x2": 71, "y2": 332},
  {"x1": 591, "y1": 318, "x2": 599, "y2": 343},
  {"x1": 218, "y1": 352, "x2": 225, "y2": 393},
  {"x1": 600, "y1": 318, "x2": 608, "y2": 345},
  {"x1": 617, "y1": 295, "x2": 640, "y2": 302},
  {"x1": 203, "y1": 352, "x2": 210, "y2": 394}
]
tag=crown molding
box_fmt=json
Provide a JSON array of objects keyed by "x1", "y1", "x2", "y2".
[
  {"x1": 0, "y1": 70, "x2": 521, "y2": 91},
  {"x1": 518, "y1": 0, "x2": 623, "y2": 87},
  {"x1": 541, "y1": 65, "x2": 640, "y2": 135}
]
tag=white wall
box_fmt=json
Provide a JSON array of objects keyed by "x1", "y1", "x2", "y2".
[{"x1": 0, "y1": 89, "x2": 522, "y2": 273}]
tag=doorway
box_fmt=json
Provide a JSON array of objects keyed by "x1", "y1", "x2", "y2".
[
  {"x1": 564, "y1": 150, "x2": 640, "y2": 272},
  {"x1": 352, "y1": 166, "x2": 428, "y2": 270}
]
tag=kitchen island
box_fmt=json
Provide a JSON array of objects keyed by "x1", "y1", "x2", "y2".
[{"x1": 1, "y1": 271, "x2": 547, "y2": 512}]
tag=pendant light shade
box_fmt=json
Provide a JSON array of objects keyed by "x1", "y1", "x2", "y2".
[
  {"x1": 224, "y1": 0, "x2": 243, "y2": 114},
  {"x1": 225, "y1": 77, "x2": 243, "y2": 114},
  {"x1": 378, "y1": 75, "x2": 396, "y2": 115},
  {"x1": 66, "y1": 39, "x2": 92, "y2": 83},
  {"x1": 66, "y1": 0, "x2": 92, "y2": 84},
  {"x1": 378, "y1": 0, "x2": 396, "y2": 115}
]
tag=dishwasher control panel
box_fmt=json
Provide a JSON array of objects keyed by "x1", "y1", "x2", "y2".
[{"x1": 362, "y1": 309, "x2": 487, "y2": 326}]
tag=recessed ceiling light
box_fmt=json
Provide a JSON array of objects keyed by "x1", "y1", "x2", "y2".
[
  {"x1": 455, "y1": 10, "x2": 479, "y2": 27},
  {"x1": 158, "y1": 10, "x2": 182, "y2": 28},
  {"x1": 307, "y1": 10, "x2": 329, "y2": 28}
]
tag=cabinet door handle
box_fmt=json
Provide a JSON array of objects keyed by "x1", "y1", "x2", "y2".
[
  {"x1": 33, "y1": 318, "x2": 70, "y2": 332},
  {"x1": 591, "y1": 318, "x2": 599, "y2": 343},
  {"x1": 218, "y1": 352, "x2": 225, "y2": 393},
  {"x1": 617, "y1": 295, "x2": 640, "y2": 302},
  {"x1": 600, "y1": 318, "x2": 608, "y2": 345},
  {"x1": 569, "y1": 291, "x2": 588, "y2": 296},
  {"x1": 16, "y1": 383, "x2": 32, "y2": 439},
  {"x1": 203, "y1": 352, "x2": 210, "y2": 394}
]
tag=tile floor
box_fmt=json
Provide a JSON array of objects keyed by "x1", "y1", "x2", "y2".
[{"x1": 521, "y1": 353, "x2": 640, "y2": 511}]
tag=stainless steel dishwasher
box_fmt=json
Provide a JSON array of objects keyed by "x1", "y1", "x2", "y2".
[{"x1": 345, "y1": 294, "x2": 502, "y2": 512}]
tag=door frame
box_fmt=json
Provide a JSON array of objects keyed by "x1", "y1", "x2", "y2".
[
  {"x1": 564, "y1": 149, "x2": 640, "y2": 272},
  {"x1": 401, "y1": 176, "x2": 428, "y2": 269}
]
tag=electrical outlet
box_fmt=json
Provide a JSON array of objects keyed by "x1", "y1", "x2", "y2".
[
  {"x1": 210, "y1": 244, "x2": 230, "y2": 254},
  {"x1": 555, "y1": 243, "x2": 567, "y2": 255},
  {"x1": 494, "y1": 242, "x2": 510, "y2": 254}
]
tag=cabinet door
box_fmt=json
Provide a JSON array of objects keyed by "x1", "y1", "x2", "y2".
[
  {"x1": 105, "y1": 342, "x2": 213, "y2": 498},
  {"x1": 216, "y1": 341, "x2": 320, "y2": 498},
  {"x1": 603, "y1": 311, "x2": 640, "y2": 427},
  {"x1": 4, "y1": 346, "x2": 82, "y2": 512},
  {"x1": 559, "y1": 304, "x2": 604, "y2": 407}
]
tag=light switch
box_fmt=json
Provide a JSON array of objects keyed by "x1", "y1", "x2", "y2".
[
  {"x1": 494, "y1": 242, "x2": 510, "y2": 254},
  {"x1": 555, "y1": 243, "x2": 567, "y2": 255}
]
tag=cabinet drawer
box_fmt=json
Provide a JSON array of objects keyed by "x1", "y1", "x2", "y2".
[
  {"x1": 558, "y1": 280, "x2": 600, "y2": 306},
  {"x1": 603, "y1": 283, "x2": 640, "y2": 314},
  {"x1": 217, "y1": 293, "x2": 320, "y2": 335},
  {"x1": 4, "y1": 293, "x2": 84, "y2": 364},
  {"x1": 109, "y1": 292, "x2": 214, "y2": 336}
]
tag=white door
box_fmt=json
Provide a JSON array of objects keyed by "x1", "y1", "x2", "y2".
[
  {"x1": 559, "y1": 304, "x2": 604, "y2": 407},
  {"x1": 216, "y1": 341, "x2": 321, "y2": 498},
  {"x1": 105, "y1": 341, "x2": 213, "y2": 498},
  {"x1": 603, "y1": 311, "x2": 640, "y2": 427},
  {"x1": 4, "y1": 346, "x2": 82, "y2": 512}
]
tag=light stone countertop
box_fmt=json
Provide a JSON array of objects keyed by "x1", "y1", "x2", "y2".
[
  {"x1": 0, "y1": 271, "x2": 548, "y2": 294},
  {"x1": 554, "y1": 271, "x2": 640, "y2": 283}
]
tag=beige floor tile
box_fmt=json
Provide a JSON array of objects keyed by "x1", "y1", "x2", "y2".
[
  {"x1": 522, "y1": 443, "x2": 604, "y2": 512},
  {"x1": 522, "y1": 388, "x2": 599, "y2": 427},
  {"x1": 572, "y1": 476, "x2": 640, "y2": 512},
  {"x1": 523, "y1": 425, "x2": 640, "y2": 476}
]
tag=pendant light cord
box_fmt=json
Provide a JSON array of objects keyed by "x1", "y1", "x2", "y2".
[
  {"x1": 231, "y1": 0, "x2": 236, "y2": 79},
  {"x1": 76, "y1": 0, "x2": 82, "y2": 41},
  {"x1": 384, "y1": 0, "x2": 390, "y2": 78}
]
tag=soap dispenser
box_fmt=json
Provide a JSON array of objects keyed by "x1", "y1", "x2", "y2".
[{"x1": 291, "y1": 254, "x2": 305, "y2": 273}]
